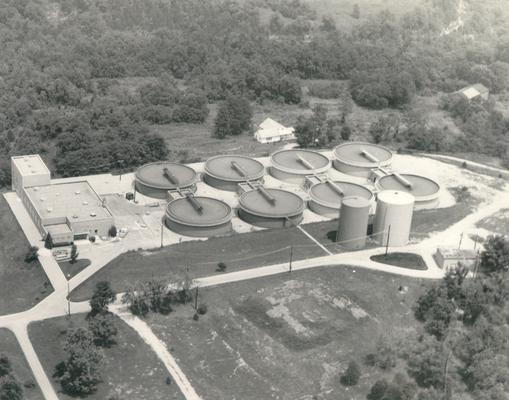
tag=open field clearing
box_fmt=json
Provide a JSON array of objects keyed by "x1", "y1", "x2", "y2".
[
  {"x1": 476, "y1": 208, "x2": 509, "y2": 236},
  {"x1": 145, "y1": 266, "x2": 430, "y2": 400},
  {"x1": 28, "y1": 315, "x2": 184, "y2": 400},
  {"x1": 0, "y1": 195, "x2": 52, "y2": 315},
  {"x1": 0, "y1": 328, "x2": 43, "y2": 400}
]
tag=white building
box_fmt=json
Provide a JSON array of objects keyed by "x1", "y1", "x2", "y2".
[
  {"x1": 434, "y1": 247, "x2": 477, "y2": 270},
  {"x1": 254, "y1": 118, "x2": 295, "y2": 144},
  {"x1": 455, "y1": 83, "x2": 489, "y2": 101}
]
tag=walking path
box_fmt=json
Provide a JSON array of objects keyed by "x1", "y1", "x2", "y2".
[
  {"x1": 112, "y1": 306, "x2": 203, "y2": 400},
  {"x1": 0, "y1": 178, "x2": 507, "y2": 400}
]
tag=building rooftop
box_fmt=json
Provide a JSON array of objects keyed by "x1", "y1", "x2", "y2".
[
  {"x1": 24, "y1": 181, "x2": 112, "y2": 222},
  {"x1": 437, "y1": 247, "x2": 477, "y2": 259},
  {"x1": 12, "y1": 155, "x2": 50, "y2": 177}
]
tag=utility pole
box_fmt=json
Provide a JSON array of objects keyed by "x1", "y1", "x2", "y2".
[
  {"x1": 160, "y1": 222, "x2": 164, "y2": 248},
  {"x1": 194, "y1": 287, "x2": 199, "y2": 310},
  {"x1": 67, "y1": 274, "x2": 71, "y2": 318},
  {"x1": 458, "y1": 232, "x2": 464, "y2": 250},
  {"x1": 473, "y1": 234, "x2": 478, "y2": 251},
  {"x1": 385, "y1": 225, "x2": 391, "y2": 256},
  {"x1": 289, "y1": 246, "x2": 293, "y2": 272}
]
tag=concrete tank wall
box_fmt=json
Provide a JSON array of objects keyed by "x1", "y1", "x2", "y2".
[
  {"x1": 164, "y1": 218, "x2": 232, "y2": 238},
  {"x1": 337, "y1": 196, "x2": 370, "y2": 250},
  {"x1": 135, "y1": 181, "x2": 196, "y2": 199},
  {"x1": 373, "y1": 191, "x2": 415, "y2": 247},
  {"x1": 237, "y1": 209, "x2": 303, "y2": 229}
]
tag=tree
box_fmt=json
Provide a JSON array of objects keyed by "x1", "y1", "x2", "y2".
[
  {"x1": 277, "y1": 76, "x2": 302, "y2": 104},
  {"x1": 0, "y1": 355, "x2": 11, "y2": 377},
  {"x1": 213, "y1": 95, "x2": 252, "y2": 138},
  {"x1": 24, "y1": 246, "x2": 39, "y2": 263},
  {"x1": 294, "y1": 105, "x2": 329, "y2": 148},
  {"x1": 480, "y1": 235, "x2": 509, "y2": 275},
  {"x1": 365, "y1": 336, "x2": 396, "y2": 370},
  {"x1": 55, "y1": 328, "x2": 102, "y2": 395},
  {"x1": 108, "y1": 225, "x2": 117, "y2": 238},
  {"x1": 352, "y1": 4, "x2": 360, "y2": 19},
  {"x1": 70, "y1": 244, "x2": 78, "y2": 264},
  {"x1": 406, "y1": 336, "x2": 446, "y2": 388},
  {"x1": 340, "y1": 125, "x2": 352, "y2": 141},
  {"x1": 44, "y1": 232, "x2": 53, "y2": 250},
  {"x1": 0, "y1": 374, "x2": 23, "y2": 400},
  {"x1": 88, "y1": 312, "x2": 118, "y2": 347},
  {"x1": 340, "y1": 360, "x2": 361, "y2": 386},
  {"x1": 89, "y1": 281, "x2": 116, "y2": 316}
]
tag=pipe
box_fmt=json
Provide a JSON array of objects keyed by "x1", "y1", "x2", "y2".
[
  {"x1": 185, "y1": 194, "x2": 203, "y2": 214},
  {"x1": 231, "y1": 161, "x2": 248, "y2": 178},
  {"x1": 327, "y1": 180, "x2": 344, "y2": 195},
  {"x1": 297, "y1": 154, "x2": 315, "y2": 170},
  {"x1": 360, "y1": 149, "x2": 379, "y2": 163},
  {"x1": 257, "y1": 187, "x2": 276, "y2": 205},
  {"x1": 393, "y1": 173, "x2": 413, "y2": 189},
  {"x1": 163, "y1": 167, "x2": 179, "y2": 186}
]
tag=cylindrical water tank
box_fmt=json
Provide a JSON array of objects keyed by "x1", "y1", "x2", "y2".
[
  {"x1": 373, "y1": 191, "x2": 415, "y2": 247},
  {"x1": 337, "y1": 196, "x2": 371, "y2": 250}
]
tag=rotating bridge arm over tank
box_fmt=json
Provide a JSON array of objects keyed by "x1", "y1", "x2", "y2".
[
  {"x1": 360, "y1": 148, "x2": 380, "y2": 163},
  {"x1": 257, "y1": 186, "x2": 276, "y2": 205},
  {"x1": 326, "y1": 180, "x2": 344, "y2": 196},
  {"x1": 297, "y1": 154, "x2": 316, "y2": 170},
  {"x1": 185, "y1": 193, "x2": 203, "y2": 214},
  {"x1": 393, "y1": 173, "x2": 413, "y2": 189},
  {"x1": 230, "y1": 161, "x2": 248, "y2": 178},
  {"x1": 163, "y1": 167, "x2": 180, "y2": 186}
]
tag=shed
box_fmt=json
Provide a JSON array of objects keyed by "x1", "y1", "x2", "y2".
[
  {"x1": 455, "y1": 83, "x2": 489, "y2": 101},
  {"x1": 434, "y1": 247, "x2": 477, "y2": 270}
]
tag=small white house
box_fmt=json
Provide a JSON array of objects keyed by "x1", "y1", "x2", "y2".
[
  {"x1": 434, "y1": 247, "x2": 477, "y2": 270},
  {"x1": 254, "y1": 118, "x2": 295, "y2": 144},
  {"x1": 455, "y1": 83, "x2": 489, "y2": 102}
]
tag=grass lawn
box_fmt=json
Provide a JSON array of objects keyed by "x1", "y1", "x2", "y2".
[
  {"x1": 476, "y1": 208, "x2": 509, "y2": 236},
  {"x1": 58, "y1": 259, "x2": 91, "y2": 280},
  {"x1": 370, "y1": 253, "x2": 427, "y2": 270},
  {"x1": 145, "y1": 266, "x2": 430, "y2": 400},
  {"x1": 28, "y1": 314, "x2": 184, "y2": 400},
  {"x1": 0, "y1": 328, "x2": 44, "y2": 400},
  {"x1": 0, "y1": 195, "x2": 53, "y2": 315},
  {"x1": 70, "y1": 220, "x2": 341, "y2": 301}
]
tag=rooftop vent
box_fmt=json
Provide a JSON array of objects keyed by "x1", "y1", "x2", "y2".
[
  {"x1": 75, "y1": 191, "x2": 81, "y2": 195},
  {"x1": 72, "y1": 215, "x2": 78, "y2": 219},
  {"x1": 83, "y1": 201, "x2": 89, "y2": 205},
  {"x1": 46, "y1": 207, "x2": 52, "y2": 213},
  {"x1": 90, "y1": 212, "x2": 96, "y2": 217}
]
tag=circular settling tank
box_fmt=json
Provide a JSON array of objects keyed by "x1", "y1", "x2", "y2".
[
  {"x1": 135, "y1": 162, "x2": 197, "y2": 199},
  {"x1": 337, "y1": 196, "x2": 371, "y2": 250},
  {"x1": 203, "y1": 155, "x2": 265, "y2": 191},
  {"x1": 375, "y1": 173, "x2": 440, "y2": 209},
  {"x1": 165, "y1": 196, "x2": 233, "y2": 237},
  {"x1": 270, "y1": 149, "x2": 331, "y2": 184},
  {"x1": 238, "y1": 188, "x2": 305, "y2": 228},
  {"x1": 333, "y1": 142, "x2": 393, "y2": 177},
  {"x1": 308, "y1": 180, "x2": 373, "y2": 218},
  {"x1": 373, "y1": 190, "x2": 415, "y2": 247}
]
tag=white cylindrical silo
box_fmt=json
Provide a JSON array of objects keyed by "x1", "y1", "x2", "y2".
[{"x1": 373, "y1": 191, "x2": 415, "y2": 247}]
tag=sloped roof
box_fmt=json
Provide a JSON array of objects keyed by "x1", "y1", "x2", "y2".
[
  {"x1": 457, "y1": 83, "x2": 489, "y2": 100},
  {"x1": 256, "y1": 118, "x2": 293, "y2": 139}
]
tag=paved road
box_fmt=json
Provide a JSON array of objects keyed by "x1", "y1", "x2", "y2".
[{"x1": 1, "y1": 179, "x2": 508, "y2": 400}]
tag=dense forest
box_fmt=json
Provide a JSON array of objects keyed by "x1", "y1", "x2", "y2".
[{"x1": 1, "y1": 0, "x2": 509, "y2": 186}]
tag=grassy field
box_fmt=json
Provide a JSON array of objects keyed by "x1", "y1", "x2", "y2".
[
  {"x1": 145, "y1": 266, "x2": 430, "y2": 400},
  {"x1": 28, "y1": 315, "x2": 184, "y2": 400},
  {"x1": 70, "y1": 220, "x2": 341, "y2": 301},
  {"x1": 0, "y1": 195, "x2": 53, "y2": 315},
  {"x1": 476, "y1": 208, "x2": 509, "y2": 236},
  {"x1": 0, "y1": 328, "x2": 44, "y2": 400},
  {"x1": 370, "y1": 253, "x2": 427, "y2": 270},
  {"x1": 58, "y1": 259, "x2": 91, "y2": 279}
]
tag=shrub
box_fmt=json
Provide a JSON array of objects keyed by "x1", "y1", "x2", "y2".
[
  {"x1": 24, "y1": 246, "x2": 39, "y2": 263},
  {"x1": 340, "y1": 361, "x2": 361, "y2": 386},
  {"x1": 193, "y1": 313, "x2": 199, "y2": 321},
  {"x1": 216, "y1": 262, "x2": 227, "y2": 272},
  {"x1": 166, "y1": 376, "x2": 172, "y2": 385},
  {"x1": 89, "y1": 236, "x2": 96, "y2": 243},
  {"x1": 197, "y1": 303, "x2": 208, "y2": 315},
  {"x1": 108, "y1": 225, "x2": 117, "y2": 238}
]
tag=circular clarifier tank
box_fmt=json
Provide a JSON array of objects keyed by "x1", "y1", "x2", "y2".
[
  {"x1": 375, "y1": 173, "x2": 440, "y2": 209},
  {"x1": 165, "y1": 196, "x2": 233, "y2": 237},
  {"x1": 308, "y1": 180, "x2": 374, "y2": 218},
  {"x1": 135, "y1": 161, "x2": 197, "y2": 199},
  {"x1": 238, "y1": 188, "x2": 305, "y2": 228},
  {"x1": 203, "y1": 155, "x2": 265, "y2": 191},
  {"x1": 270, "y1": 149, "x2": 331, "y2": 184},
  {"x1": 333, "y1": 142, "x2": 393, "y2": 177}
]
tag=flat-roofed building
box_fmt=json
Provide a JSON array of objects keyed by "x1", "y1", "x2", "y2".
[
  {"x1": 434, "y1": 247, "x2": 477, "y2": 270},
  {"x1": 23, "y1": 181, "x2": 114, "y2": 242},
  {"x1": 12, "y1": 155, "x2": 114, "y2": 244},
  {"x1": 11, "y1": 155, "x2": 51, "y2": 195}
]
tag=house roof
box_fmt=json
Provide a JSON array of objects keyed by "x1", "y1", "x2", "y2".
[
  {"x1": 256, "y1": 118, "x2": 293, "y2": 139},
  {"x1": 12, "y1": 155, "x2": 50, "y2": 177},
  {"x1": 457, "y1": 83, "x2": 489, "y2": 100},
  {"x1": 437, "y1": 247, "x2": 477, "y2": 259}
]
